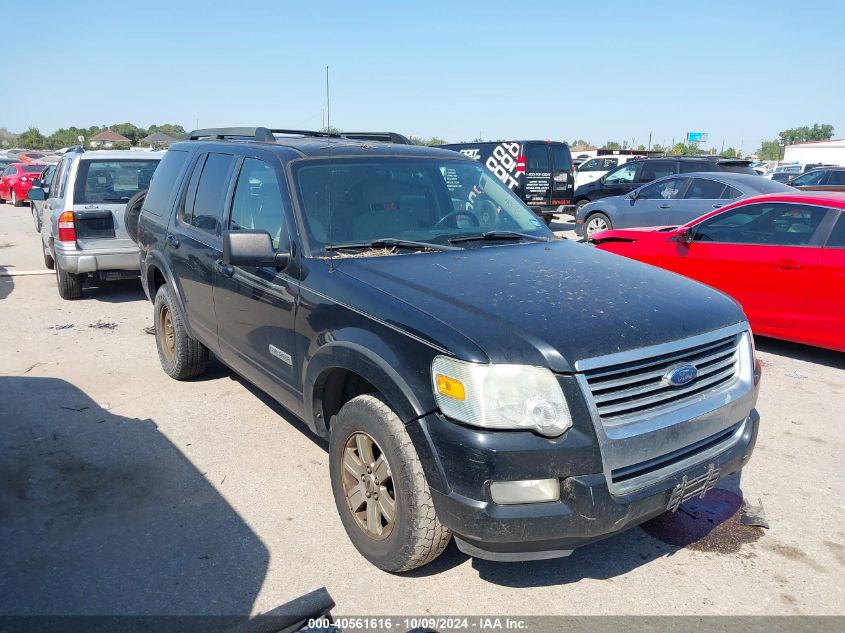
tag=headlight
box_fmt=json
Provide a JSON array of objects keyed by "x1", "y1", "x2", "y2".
[{"x1": 431, "y1": 356, "x2": 572, "y2": 437}]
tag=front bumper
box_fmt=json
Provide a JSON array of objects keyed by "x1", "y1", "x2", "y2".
[
  {"x1": 411, "y1": 408, "x2": 759, "y2": 561},
  {"x1": 54, "y1": 243, "x2": 141, "y2": 274}
]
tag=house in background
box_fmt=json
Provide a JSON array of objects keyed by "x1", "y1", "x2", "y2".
[
  {"x1": 140, "y1": 131, "x2": 178, "y2": 149},
  {"x1": 89, "y1": 129, "x2": 131, "y2": 149}
]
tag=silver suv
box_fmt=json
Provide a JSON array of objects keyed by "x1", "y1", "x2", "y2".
[{"x1": 29, "y1": 149, "x2": 162, "y2": 299}]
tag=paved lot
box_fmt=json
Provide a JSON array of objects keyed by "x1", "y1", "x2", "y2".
[{"x1": 1, "y1": 202, "x2": 843, "y2": 618}]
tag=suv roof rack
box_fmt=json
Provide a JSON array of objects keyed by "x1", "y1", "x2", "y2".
[{"x1": 187, "y1": 127, "x2": 411, "y2": 144}]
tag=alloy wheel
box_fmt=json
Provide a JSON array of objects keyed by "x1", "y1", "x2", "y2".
[
  {"x1": 586, "y1": 216, "x2": 609, "y2": 237},
  {"x1": 340, "y1": 432, "x2": 396, "y2": 540}
]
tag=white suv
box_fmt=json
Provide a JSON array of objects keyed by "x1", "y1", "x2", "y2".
[
  {"x1": 574, "y1": 155, "x2": 639, "y2": 189},
  {"x1": 29, "y1": 149, "x2": 162, "y2": 299}
]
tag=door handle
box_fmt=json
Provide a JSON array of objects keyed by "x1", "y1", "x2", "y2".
[
  {"x1": 659, "y1": 204, "x2": 671, "y2": 209},
  {"x1": 166, "y1": 234, "x2": 180, "y2": 248},
  {"x1": 775, "y1": 259, "x2": 800, "y2": 270},
  {"x1": 712, "y1": 203, "x2": 724, "y2": 209},
  {"x1": 215, "y1": 259, "x2": 234, "y2": 277}
]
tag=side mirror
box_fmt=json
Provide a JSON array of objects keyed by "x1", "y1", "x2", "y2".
[
  {"x1": 628, "y1": 190, "x2": 639, "y2": 201},
  {"x1": 28, "y1": 187, "x2": 46, "y2": 201},
  {"x1": 223, "y1": 230, "x2": 289, "y2": 268},
  {"x1": 678, "y1": 226, "x2": 695, "y2": 244}
]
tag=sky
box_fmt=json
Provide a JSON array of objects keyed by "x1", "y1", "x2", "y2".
[{"x1": 2, "y1": 0, "x2": 842, "y2": 153}]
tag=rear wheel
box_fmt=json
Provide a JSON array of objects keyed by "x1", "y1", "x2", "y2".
[
  {"x1": 55, "y1": 257, "x2": 83, "y2": 300},
  {"x1": 43, "y1": 243, "x2": 54, "y2": 270},
  {"x1": 584, "y1": 212, "x2": 612, "y2": 238},
  {"x1": 329, "y1": 393, "x2": 451, "y2": 572},
  {"x1": 11, "y1": 189, "x2": 22, "y2": 207},
  {"x1": 154, "y1": 284, "x2": 210, "y2": 380}
]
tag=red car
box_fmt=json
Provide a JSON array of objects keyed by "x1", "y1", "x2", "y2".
[
  {"x1": 590, "y1": 191, "x2": 845, "y2": 352},
  {"x1": 0, "y1": 162, "x2": 46, "y2": 207}
]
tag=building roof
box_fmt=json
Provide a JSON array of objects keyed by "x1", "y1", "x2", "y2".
[
  {"x1": 788, "y1": 138, "x2": 845, "y2": 147},
  {"x1": 141, "y1": 132, "x2": 178, "y2": 143},
  {"x1": 89, "y1": 129, "x2": 131, "y2": 143}
]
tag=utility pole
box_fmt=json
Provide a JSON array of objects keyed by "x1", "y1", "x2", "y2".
[
  {"x1": 721, "y1": 140, "x2": 725, "y2": 154},
  {"x1": 326, "y1": 66, "x2": 331, "y2": 131},
  {"x1": 648, "y1": 131, "x2": 652, "y2": 151}
]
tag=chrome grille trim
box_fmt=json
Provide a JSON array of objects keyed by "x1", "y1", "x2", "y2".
[{"x1": 583, "y1": 331, "x2": 742, "y2": 421}]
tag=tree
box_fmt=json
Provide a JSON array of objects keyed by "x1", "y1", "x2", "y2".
[
  {"x1": 147, "y1": 123, "x2": 187, "y2": 140},
  {"x1": 109, "y1": 122, "x2": 148, "y2": 145},
  {"x1": 758, "y1": 139, "x2": 782, "y2": 161},
  {"x1": 651, "y1": 143, "x2": 665, "y2": 153},
  {"x1": 604, "y1": 141, "x2": 621, "y2": 150},
  {"x1": 636, "y1": 144, "x2": 646, "y2": 151},
  {"x1": 670, "y1": 142, "x2": 700, "y2": 156},
  {"x1": 721, "y1": 147, "x2": 738, "y2": 158},
  {"x1": 570, "y1": 139, "x2": 591, "y2": 148},
  {"x1": 778, "y1": 123, "x2": 834, "y2": 147},
  {"x1": 0, "y1": 127, "x2": 18, "y2": 148},
  {"x1": 18, "y1": 127, "x2": 47, "y2": 149}
]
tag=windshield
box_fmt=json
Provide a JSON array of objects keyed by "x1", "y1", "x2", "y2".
[
  {"x1": 73, "y1": 159, "x2": 159, "y2": 204},
  {"x1": 23, "y1": 165, "x2": 44, "y2": 173},
  {"x1": 293, "y1": 158, "x2": 553, "y2": 254}
]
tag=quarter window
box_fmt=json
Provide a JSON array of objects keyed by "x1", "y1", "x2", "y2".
[
  {"x1": 143, "y1": 150, "x2": 188, "y2": 217},
  {"x1": 826, "y1": 213, "x2": 845, "y2": 247},
  {"x1": 229, "y1": 158, "x2": 286, "y2": 249},
  {"x1": 694, "y1": 202, "x2": 830, "y2": 246}
]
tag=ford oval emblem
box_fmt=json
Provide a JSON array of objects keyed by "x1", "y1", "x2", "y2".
[{"x1": 665, "y1": 364, "x2": 698, "y2": 387}]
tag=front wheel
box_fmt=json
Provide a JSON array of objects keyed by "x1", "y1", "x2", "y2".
[
  {"x1": 329, "y1": 394, "x2": 451, "y2": 572},
  {"x1": 575, "y1": 199, "x2": 589, "y2": 213},
  {"x1": 584, "y1": 212, "x2": 612, "y2": 238},
  {"x1": 32, "y1": 206, "x2": 41, "y2": 232}
]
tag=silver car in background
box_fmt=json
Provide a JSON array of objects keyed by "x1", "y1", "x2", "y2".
[
  {"x1": 28, "y1": 149, "x2": 162, "y2": 299},
  {"x1": 575, "y1": 172, "x2": 794, "y2": 238}
]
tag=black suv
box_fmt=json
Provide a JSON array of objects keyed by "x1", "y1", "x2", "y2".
[
  {"x1": 572, "y1": 156, "x2": 756, "y2": 212},
  {"x1": 138, "y1": 127, "x2": 761, "y2": 572}
]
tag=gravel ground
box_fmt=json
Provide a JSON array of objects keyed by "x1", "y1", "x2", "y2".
[{"x1": 1, "y1": 202, "x2": 843, "y2": 620}]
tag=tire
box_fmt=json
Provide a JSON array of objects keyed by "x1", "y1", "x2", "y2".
[
  {"x1": 43, "y1": 243, "x2": 54, "y2": 270},
  {"x1": 153, "y1": 284, "x2": 210, "y2": 380},
  {"x1": 575, "y1": 199, "x2": 589, "y2": 213},
  {"x1": 584, "y1": 212, "x2": 612, "y2": 238},
  {"x1": 55, "y1": 257, "x2": 83, "y2": 300},
  {"x1": 11, "y1": 189, "x2": 22, "y2": 207},
  {"x1": 32, "y1": 206, "x2": 41, "y2": 232},
  {"x1": 124, "y1": 189, "x2": 147, "y2": 244},
  {"x1": 329, "y1": 393, "x2": 451, "y2": 572}
]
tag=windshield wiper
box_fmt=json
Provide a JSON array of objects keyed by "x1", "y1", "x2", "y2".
[
  {"x1": 325, "y1": 238, "x2": 460, "y2": 252},
  {"x1": 448, "y1": 230, "x2": 550, "y2": 244},
  {"x1": 102, "y1": 197, "x2": 130, "y2": 202}
]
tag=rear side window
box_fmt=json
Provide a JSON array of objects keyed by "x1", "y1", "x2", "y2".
[
  {"x1": 826, "y1": 213, "x2": 845, "y2": 247},
  {"x1": 142, "y1": 150, "x2": 188, "y2": 217},
  {"x1": 73, "y1": 160, "x2": 159, "y2": 204},
  {"x1": 639, "y1": 160, "x2": 675, "y2": 182},
  {"x1": 684, "y1": 178, "x2": 727, "y2": 200},
  {"x1": 827, "y1": 171, "x2": 845, "y2": 186},
  {"x1": 679, "y1": 161, "x2": 710, "y2": 173},
  {"x1": 187, "y1": 153, "x2": 235, "y2": 234}
]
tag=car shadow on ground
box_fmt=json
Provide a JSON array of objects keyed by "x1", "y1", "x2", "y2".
[
  {"x1": 754, "y1": 336, "x2": 845, "y2": 370},
  {"x1": 80, "y1": 278, "x2": 147, "y2": 303},
  {"x1": 0, "y1": 376, "x2": 269, "y2": 627},
  {"x1": 0, "y1": 265, "x2": 12, "y2": 300},
  {"x1": 548, "y1": 215, "x2": 575, "y2": 233}
]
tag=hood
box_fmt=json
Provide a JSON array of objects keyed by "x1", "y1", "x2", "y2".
[{"x1": 332, "y1": 240, "x2": 746, "y2": 372}]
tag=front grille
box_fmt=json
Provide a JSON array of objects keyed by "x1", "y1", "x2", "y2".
[{"x1": 585, "y1": 334, "x2": 740, "y2": 421}]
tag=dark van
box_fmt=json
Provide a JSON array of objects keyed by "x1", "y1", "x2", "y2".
[{"x1": 439, "y1": 140, "x2": 573, "y2": 223}]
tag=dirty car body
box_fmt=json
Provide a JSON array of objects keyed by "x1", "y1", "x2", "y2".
[{"x1": 137, "y1": 128, "x2": 761, "y2": 567}]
